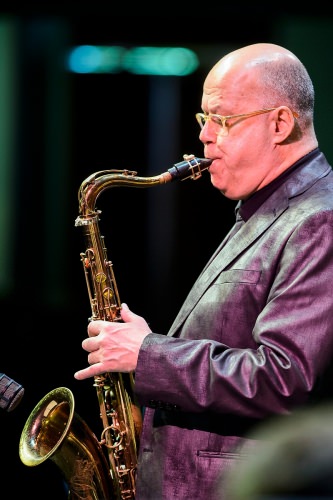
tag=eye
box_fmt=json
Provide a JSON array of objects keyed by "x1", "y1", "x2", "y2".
[{"x1": 211, "y1": 114, "x2": 224, "y2": 126}]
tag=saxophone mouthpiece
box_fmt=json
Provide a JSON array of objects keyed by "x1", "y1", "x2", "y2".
[{"x1": 167, "y1": 154, "x2": 212, "y2": 181}]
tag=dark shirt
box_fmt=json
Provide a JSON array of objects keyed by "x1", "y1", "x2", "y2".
[{"x1": 239, "y1": 148, "x2": 320, "y2": 222}]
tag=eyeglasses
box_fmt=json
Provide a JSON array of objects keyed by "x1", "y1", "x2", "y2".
[{"x1": 195, "y1": 107, "x2": 299, "y2": 136}]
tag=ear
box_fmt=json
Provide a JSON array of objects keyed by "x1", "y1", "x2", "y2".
[{"x1": 272, "y1": 106, "x2": 297, "y2": 144}]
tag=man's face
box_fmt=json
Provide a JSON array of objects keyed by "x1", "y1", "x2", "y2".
[{"x1": 198, "y1": 67, "x2": 277, "y2": 201}]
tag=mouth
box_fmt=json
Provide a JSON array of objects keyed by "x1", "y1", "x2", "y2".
[{"x1": 206, "y1": 157, "x2": 214, "y2": 170}]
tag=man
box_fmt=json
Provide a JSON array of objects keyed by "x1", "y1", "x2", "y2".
[{"x1": 74, "y1": 43, "x2": 333, "y2": 499}]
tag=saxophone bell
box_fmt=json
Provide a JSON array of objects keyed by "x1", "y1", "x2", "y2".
[{"x1": 19, "y1": 387, "x2": 119, "y2": 499}]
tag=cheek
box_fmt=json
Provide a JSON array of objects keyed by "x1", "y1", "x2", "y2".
[
  {"x1": 215, "y1": 135, "x2": 244, "y2": 168},
  {"x1": 214, "y1": 138, "x2": 255, "y2": 185},
  {"x1": 216, "y1": 126, "x2": 266, "y2": 163}
]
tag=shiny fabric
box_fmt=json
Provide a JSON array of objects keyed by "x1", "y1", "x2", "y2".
[{"x1": 134, "y1": 151, "x2": 333, "y2": 499}]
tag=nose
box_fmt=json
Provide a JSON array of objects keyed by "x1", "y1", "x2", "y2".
[{"x1": 199, "y1": 121, "x2": 216, "y2": 143}]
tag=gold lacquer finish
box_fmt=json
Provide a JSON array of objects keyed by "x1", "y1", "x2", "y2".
[
  {"x1": 19, "y1": 154, "x2": 212, "y2": 499},
  {"x1": 19, "y1": 387, "x2": 117, "y2": 499}
]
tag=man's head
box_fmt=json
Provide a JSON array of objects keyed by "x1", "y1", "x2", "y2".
[{"x1": 198, "y1": 43, "x2": 318, "y2": 200}]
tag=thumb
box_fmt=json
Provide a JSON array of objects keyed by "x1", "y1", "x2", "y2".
[
  {"x1": 120, "y1": 303, "x2": 152, "y2": 332},
  {"x1": 120, "y1": 302, "x2": 133, "y2": 321}
]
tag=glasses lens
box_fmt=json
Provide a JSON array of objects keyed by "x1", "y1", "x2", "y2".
[
  {"x1": 196, "y1": 113, "x2": 205, "y2": 128},
  {"x1": 213, "y1": 116, "x2": 228, "y2": 136},
  {"x1": 196, "y1": 113, "x2": 228, "y2": 135}
]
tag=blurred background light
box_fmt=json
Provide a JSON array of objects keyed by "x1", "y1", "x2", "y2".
[
  {"x1": 67, "y1": 45, "x2": 127, "y2": 73},
  {"x1": 67, "y1": 45, "x2": 199, "y2": 75}
]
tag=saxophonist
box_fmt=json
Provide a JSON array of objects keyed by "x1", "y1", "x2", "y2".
[{"x1": 74, "y1": 43, "x2": 333, "y2": 499}]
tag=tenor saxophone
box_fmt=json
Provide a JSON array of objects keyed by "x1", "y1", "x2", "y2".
[{"x1": 19, "y1": 154, "x2": 212, "y2": 499}]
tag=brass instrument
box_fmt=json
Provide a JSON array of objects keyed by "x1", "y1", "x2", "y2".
[{"x1": 19, "y1": 154, "x2": 212, "y2": 499}]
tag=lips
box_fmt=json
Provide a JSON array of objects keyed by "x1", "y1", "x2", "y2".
[{"x1": 206, "y1": 158, "x2": 215, "y2": 171}]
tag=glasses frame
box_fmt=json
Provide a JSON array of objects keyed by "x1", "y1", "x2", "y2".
[{"x1": 195, "y1": 107, "x2": 299, "y2": 136}]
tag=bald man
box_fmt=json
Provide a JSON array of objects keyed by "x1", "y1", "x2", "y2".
[{"x1": 75, "y1": 43, "x2": 333, "y2": 499}]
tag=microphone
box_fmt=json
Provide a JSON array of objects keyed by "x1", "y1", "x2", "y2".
[{"x1": 0, "y1": 373, "x2": 24, "y2": 411}]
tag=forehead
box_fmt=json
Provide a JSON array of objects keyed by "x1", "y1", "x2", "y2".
[{"x1": 201, "y1": 63, "x2": 260, "y2": 112}]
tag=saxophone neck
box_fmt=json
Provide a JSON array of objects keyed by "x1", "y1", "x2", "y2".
[{"x1": 77, "y1": 155, "x2": 212, "y2": 218}]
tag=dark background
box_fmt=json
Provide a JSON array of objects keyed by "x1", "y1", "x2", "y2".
[{"x1": 0, "y1": 5, "x2": 333, "y2": 498}]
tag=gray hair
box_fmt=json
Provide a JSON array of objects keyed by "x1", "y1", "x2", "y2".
[{"x1": 259, "y1": 58, "x2": 315, "y2": 127}]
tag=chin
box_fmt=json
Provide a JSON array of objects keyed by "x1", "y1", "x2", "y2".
[{"x1": 210, "y1": 175, "x2": 223, "y2": 191}]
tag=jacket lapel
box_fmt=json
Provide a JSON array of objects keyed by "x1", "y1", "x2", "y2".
[{"x1": 167, "y1": 188, "x2": 289, "y2": 337}]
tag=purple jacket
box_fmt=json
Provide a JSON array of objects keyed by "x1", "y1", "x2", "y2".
[{"x1": 134, "y1": 150, "x2": 333, "y2": 499}]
